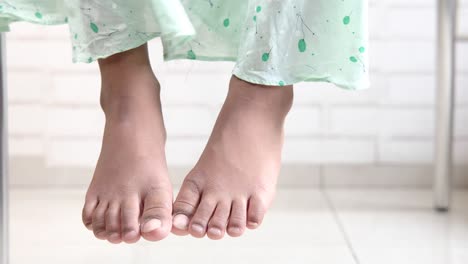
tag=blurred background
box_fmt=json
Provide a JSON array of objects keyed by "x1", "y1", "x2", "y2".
[{"x1": 4, "y1": 0, "x2": 468, "y2": 264}]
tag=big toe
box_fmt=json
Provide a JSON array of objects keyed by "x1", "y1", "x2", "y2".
[
  {"x1": 82, "y1": 197, "x2": 98, "y2": 230},
  {"x1": 140, "y1": 188, "x2": 173, "y2": 241},
  {"x1": 172, "y1": 178, "x2": 202, "y2": 235}
]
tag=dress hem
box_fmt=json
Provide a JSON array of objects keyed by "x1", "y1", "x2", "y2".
[
  {"x1": 163, "y1": 53, "x2": 369, "y2": 90},
  {"x1": 2, "y1": 15, "x2": 370, "y2": 90},
  {"x1": 74, "y1": 32, "x2": 161, "y2": 63}
]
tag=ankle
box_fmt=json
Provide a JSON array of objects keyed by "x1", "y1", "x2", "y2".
[
  {"x1": 97, "y1": 44, "x2": 161, "y2": 118},
  {"x1": 99, "y1": 80, "x2": 166, "y2": 142},
  {"x1": 98, "y1": 44, "x2": 154, "y2": 98},
  {"x1": 228, "y1": 76, "x2": 294, "y2": 118},
  {"x1": 98, "y1": 44, "x2": 152, "y2": 80},
  {"x1": 99, "y1": 73, "x2": 160, "y2": 108}
]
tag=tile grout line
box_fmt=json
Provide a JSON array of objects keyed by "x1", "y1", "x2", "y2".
[{"x1": 321, "y1": 189, "x2": 361, "y2": 264}]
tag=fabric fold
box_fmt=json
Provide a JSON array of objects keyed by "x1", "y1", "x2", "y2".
[
  {"x1": 150, "y1": 0, "x2": 195, "y2": 40},
  {"x1": 0, "y1": 0, "x2": 369, "y2": 90}
]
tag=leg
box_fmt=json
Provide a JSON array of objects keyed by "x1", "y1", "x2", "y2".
[
  {"x1": 0, "y1": 33, "x2": 9, "y2": 264},
  {"x1": 172, "y1": 76, "x2": 293, "y2": 239},
  {"x1": 82, "y1": 44, "x2": 173, "y2": 243}
]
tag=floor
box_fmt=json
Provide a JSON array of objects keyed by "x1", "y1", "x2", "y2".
[{"x1": 7, "y1": 188, "x2": 468, "y2": 264}]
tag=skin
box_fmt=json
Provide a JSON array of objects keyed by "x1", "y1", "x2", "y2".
[
  {"x1": 82, "y1": 44, "x2": 172, "y2": 243},
  {"x1": 81, "y1": 44, "x2": 294, "y2": 243},
  {"x1": 171, "y1": 76, "x2": 293, "y2": 239}
]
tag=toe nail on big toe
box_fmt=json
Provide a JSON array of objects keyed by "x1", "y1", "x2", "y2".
[{"x1": 142, "y1": 219, "x2": 162, "y2": 233}]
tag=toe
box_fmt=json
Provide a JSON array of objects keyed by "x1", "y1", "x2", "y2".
[
  {"x1": 82, "y1": 197, "x2": 98, "y2": 230},
  {"x1": 227, "y1": 199, "x2": 247, "y2": 237},
  {"x1": 172, "y1": 178, "x2": 202, "y2": 235},
  {"x1": 92, "y1": 201, "x2": 109, "y2": 240},
  {"x1": 189, "y1": 195, "x2": 217, "y2": 238},
  {"x1": 140, "y1": 188, "x2": 173, "y2": 241},
  {"x1": 207, "y1": 202, "x2": 231, "y2": 240},
  {"x1": 121, "y1": 197, "x2": 141, "y2": 243},
  {"x1": 247, "y1": 195, "x2": 267, "y2": 229},
  {"x1": 105, "y1": 202, "x2": 122, "y2": 244}
]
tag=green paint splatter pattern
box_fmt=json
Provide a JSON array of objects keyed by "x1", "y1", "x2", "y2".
[
  {"x1": 187, "y1": 49, "x2": 196, "y2": 60},
  {"x1": 90, "y1": 22, "x2": 99, "y2": 33},
  {"x1": 223, "y1": 18, "x2": 230, "y2": 27},
  {"x1": 343, "y1": 16, "x2": 350, "y2": 25},
  {"x1": 298, "y1": 39, "x2": 307, "y2": 52},
  {"x1": 0, "y1": 0, "x2": 368, "y2": 90}
]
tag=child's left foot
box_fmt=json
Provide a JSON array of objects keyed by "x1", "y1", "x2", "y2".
[{"x1": 172, "y1": 76, "x2": 293, "y2": 239}]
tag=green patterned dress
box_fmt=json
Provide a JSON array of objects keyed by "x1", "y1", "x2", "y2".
[{"x1": 0, "y1": 0, "x2": 369, "y2": 89}]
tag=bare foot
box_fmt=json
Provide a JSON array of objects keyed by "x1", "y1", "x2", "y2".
[
  {"x1": 172, "y1": 76, "x2": 293, "y2": 239},
  {"x1": 82, "y1": 45, "x2": 172, "y2": 244}
]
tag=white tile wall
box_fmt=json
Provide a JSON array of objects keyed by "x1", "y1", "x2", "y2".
[{"x1": 5, "y1": 1, "x2": 468, "y2": 186}]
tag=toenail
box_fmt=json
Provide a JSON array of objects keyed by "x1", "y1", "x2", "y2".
[
  {"x1": 191, "y1": 223, "x2": 205, "y2": 234},
  {"x1": 95, "y1": 231, "x2": 107, "y2": 239},
  {"x1": 208, "y1": 227, "x2": 222, "y2": 237},
  {"x1": 248, "y1": 221, "x2": 259, "y2": 228},
  {"x1": 123, "y1": 230, "x2": 139, "y2": 241},
  {"x1": 141, "y1": 219, "x2": 162, "y2": 233},
  {"x1": 173, "y1": 214, "x2": 189, "y2": 230},
  {"x1": 228, "y1": 226, "x2": 242, "y2": 235},
  {"x1": 108, "y1": 233, "x2": 120, "y2": 241}
]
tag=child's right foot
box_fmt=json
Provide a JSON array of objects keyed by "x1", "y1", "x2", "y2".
[{"x1": 81, "y1": 45, "x2": 173, "y2": 244}]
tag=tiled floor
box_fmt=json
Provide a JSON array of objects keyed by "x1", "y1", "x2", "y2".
[{"x1": 7, "y1": 188, "x2": 468, "y2": 264}]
